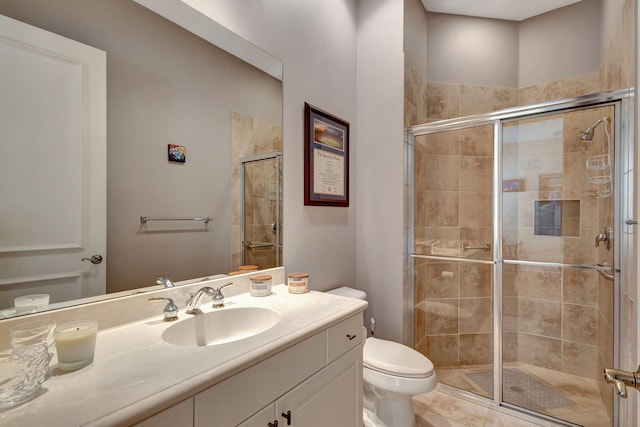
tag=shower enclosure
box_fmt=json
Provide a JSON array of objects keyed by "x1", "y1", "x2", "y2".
[
  {"x1": 240, "y1": 152, "x2": 283, "y2": 269},
  {"x1": 407, "y1": 89, "x2": 635, "y2": 426}
]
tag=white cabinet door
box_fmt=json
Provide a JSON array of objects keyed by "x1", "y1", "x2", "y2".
[
  {"x1": 0, "y1": 14, "x2": 106, "y2": 311},
  {"x1": 275, "y1": 346, "x2": 362, "y2": 427}
]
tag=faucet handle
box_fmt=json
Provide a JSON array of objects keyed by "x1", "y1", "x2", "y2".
[
  {"x1": 156, "y1": 277, "x2": 174, "y2": 288},
  {"x1": 148, "y1": 297, "x2": 179, "y2": 321},
  {"x1": 212, "y1": 282, "x2": 234, "y2": 308}
]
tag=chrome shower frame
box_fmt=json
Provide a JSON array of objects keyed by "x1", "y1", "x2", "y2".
[{"x1": 404, "y1": 88, "x2": 635, "y2": 426}]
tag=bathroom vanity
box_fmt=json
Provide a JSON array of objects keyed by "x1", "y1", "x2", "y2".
[{"x1": 0, "y1": 270, "x2": 367, "y2": 427}]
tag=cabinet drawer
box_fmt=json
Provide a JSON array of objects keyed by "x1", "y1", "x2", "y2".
[{"x1": 326, "y1": 313, "x2": 363, "y2": 363}]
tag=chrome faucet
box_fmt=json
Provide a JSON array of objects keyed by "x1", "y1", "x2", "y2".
[
  {"x1": 185, "y1": 287, "x2": 215, "y2": 315},
  {"x1": 185, "y1": 282, "x2": 234, "y2": 314},
  {"x1": 156, "y1": 277, "x2": 174, "y2": 288}
]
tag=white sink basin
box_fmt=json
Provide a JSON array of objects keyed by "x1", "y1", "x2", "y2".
[{"x1": 162, "y1": 307, "x2": 280, "y2": 347}]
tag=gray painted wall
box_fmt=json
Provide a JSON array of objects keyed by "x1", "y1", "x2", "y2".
[
  {"x1": 519, "y1": 0, "x2": 601, "y2": 87},
  {"x1": 425, "y1": 0, "x2": 602, "y2": 88},
  {"x1": 426, "y1": 13, "x2": 519, "y2": 87}
]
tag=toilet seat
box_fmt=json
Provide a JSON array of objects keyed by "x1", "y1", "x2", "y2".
[{"x1": 364, "y1": 338, "x2": 434, "y2": 379}]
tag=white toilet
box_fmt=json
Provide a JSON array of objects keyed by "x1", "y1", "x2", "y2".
[{"x1": 327, "y1": 287, "x2": 437, "y2": 427}]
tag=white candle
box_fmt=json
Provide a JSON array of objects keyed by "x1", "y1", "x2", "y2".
[
  {"x1": 54, "y1": 321, "x2": 98, "y2": 371},
  {"x1": 14, "y1": 294, "x2": 50, "y2": 314}
]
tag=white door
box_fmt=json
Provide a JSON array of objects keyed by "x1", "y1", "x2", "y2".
[{"x1": 0, "y1": 14, "x2": 106, "y2": 314}]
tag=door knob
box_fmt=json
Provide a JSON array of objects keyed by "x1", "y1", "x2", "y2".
[{"x1": 81, "y1": 255, "x2": 103, "y2": 264}]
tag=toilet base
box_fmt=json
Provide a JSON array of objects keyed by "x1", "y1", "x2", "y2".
[
  {"x1": 376, "y1": 397, "x2": 416, "y2": 427},
  {"x1": 364, "y1": 382, "x2": 419, "y2": 427}
]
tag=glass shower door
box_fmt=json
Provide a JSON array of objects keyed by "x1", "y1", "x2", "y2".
[
  {"x1": 501, "y1": 105, "x2": 615, "y2": 426},
  {"x1": 412, "y1": 124, "x2": 495, "y2": 400}
]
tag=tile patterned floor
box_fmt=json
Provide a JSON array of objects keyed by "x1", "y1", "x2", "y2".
[
  {"x1": 415, "y1": 362, "x2": 612, "y2": 427},
  {"x1": 414, "y1": 388, "x2": 556, "y2": 427}
]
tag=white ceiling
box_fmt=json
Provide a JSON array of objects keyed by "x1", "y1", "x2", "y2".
[{"x1": 421, "y1": 0, "x2": 583, "y2": 21}]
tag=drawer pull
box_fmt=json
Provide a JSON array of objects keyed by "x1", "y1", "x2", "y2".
[
  {"x1": 346, "y1": 333, "x2": 357, "y2": 341},
  {"x1": 281, "y1": 410, "x2": 292, "y2": 425}
]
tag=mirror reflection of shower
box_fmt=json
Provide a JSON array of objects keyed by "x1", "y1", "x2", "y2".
[{"x1": 240, "y1": 153, "x2": 283, "y2": 269}]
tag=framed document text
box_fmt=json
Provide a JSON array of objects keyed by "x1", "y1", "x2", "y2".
[{"x1": 304, "y1": 103, "x2": 349, "y2": 206}]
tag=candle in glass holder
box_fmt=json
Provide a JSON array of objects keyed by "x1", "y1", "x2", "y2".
[
  {"x1": 14, "y1": 294, "x2": 50, "y2": 314},
  {"x1": 54, "y1": 321, "x2": 98, "y2": 371}
]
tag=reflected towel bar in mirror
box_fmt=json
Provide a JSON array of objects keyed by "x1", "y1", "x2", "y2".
[{"x1": 140, "y1": 216, "x2": 212, "y2": 224}]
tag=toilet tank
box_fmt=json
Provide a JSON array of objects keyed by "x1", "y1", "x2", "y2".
[{"x1": 327, "y1": 287, "x2": 367, "y2": 300}]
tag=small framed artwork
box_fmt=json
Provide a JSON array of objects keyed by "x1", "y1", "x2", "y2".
[
  {"x1": 304, "y1": 103, "x2": 349, "y2": 206},
  {"x1": 168, "y1": 144, "x2": 186, "y2": 163},
  {"x1": 502, "y1": 178, "x2": 525, "y2": 192}
]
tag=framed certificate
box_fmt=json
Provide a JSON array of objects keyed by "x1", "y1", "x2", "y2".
[{"x1": 304, "y1": 103, "x2": 349, "y2": 206}]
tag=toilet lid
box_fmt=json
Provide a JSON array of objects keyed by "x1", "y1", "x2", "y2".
[{"x1": 363, "y1": 338, "x2": 434, "y2": 379}]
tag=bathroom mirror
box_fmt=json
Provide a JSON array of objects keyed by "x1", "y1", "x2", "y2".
[{"x1": 0, "y1": 0, "x2": 283, "y2": 318}]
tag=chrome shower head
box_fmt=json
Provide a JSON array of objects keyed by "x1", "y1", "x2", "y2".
[{"x1": 580, "y1": 117, "x2": 606, "y2": 141}]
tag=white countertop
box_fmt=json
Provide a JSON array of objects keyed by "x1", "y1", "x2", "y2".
[{"x1": 0, "y1": 285, "x2": 367, "y2": 427}]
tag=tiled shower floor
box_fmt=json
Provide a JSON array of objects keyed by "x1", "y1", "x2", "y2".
[{"x1": 418, "y1": 363, "x2": 611, "y2": 427}]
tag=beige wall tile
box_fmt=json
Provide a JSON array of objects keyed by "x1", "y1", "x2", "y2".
[
  {"x1": 423, "y1": 191, "x2": 460, "y2": 226},
  {"x1": 459, "y1": 191, "x2": 492, "y2": 229},
  {"x1": 517, "y1": 333, "x2": 562, "y2": 370},
  {"x1": 460, "y1": 85, "x2": 494, "y2": 116},
  {"x1": 427, "y1": 334, "x2": 459, "y2": 367},
  {"x1": 562, "y1": 341, "x2": 598, "y2": 379},
  {"x1": 517, "y1": 297, "x2": 562, "y2": 338},
  {"x1": 425, "y1": 298, "x2": 459, "y2": 335},
  {"x1": 427, "y1": 83, "x2": 460, "y2": 119},
  {"x1": 459, "y1": 333, "x2": 492, "y2": 365},
  {"x1": 459, "y1": 156, "x2": 492, "y2": 191},
  {"x1": 513, "y1": 264, "x2": 562, "y2": 300},
  {"x1": 561, "y1": 72, "x2": 600, "y2": 99},
  {"x1": 423, "y1": 261, "x2": 459, "y2": 299},
  {"x1": 420, "y1": 153, "x2": 460, "y2": 191},
  {"x1": 502, "y1": 331, "x2": 518, "y2": 363},
  {"x1": 563, "y1": 268, "x2": 598, "y2": 306},
  {"x1": 563, "y1": 303, "x2": 597, "y2": 345},
  {"x1": 415, "y1": 132, "x2": 459, "y2": 155},
  {"x1": 459, "y1": 298, "x2": 492, "y2": 333},
  {"x1": 493, "y1": 87, "x2": 519, "y2": 111},
  {"x1": 459, "y1": 263, "x2": 492, "y2": 297},
  {"x1": 459, "y1": 125, "x2": 493, "y2": 156}
]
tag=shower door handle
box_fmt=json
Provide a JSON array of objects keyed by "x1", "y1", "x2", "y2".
[
  {"x1": 461, "y1": 243, "x2": 491, "y2": 251},
  {"x1": 604, "y1": 366, "x2": 640, "y2": 398}
]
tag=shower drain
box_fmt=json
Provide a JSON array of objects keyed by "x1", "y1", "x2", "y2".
[{"x1": 510, "y1": 385, "x2": 524, "y2": 392}]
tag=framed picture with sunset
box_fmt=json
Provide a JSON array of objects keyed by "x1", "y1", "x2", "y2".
[{"x1": 304, "y1": 102, "x2": 349, "y2": 206}]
